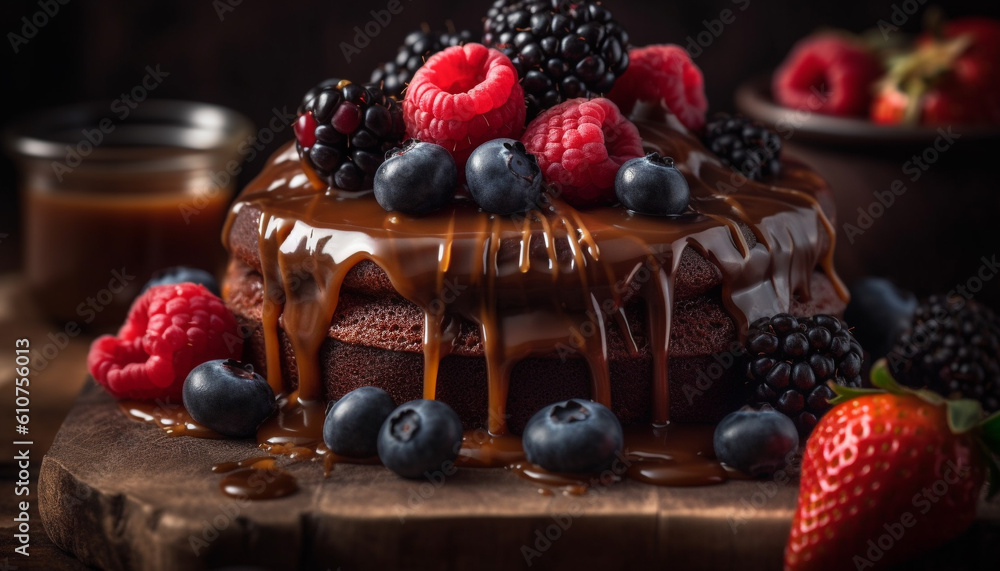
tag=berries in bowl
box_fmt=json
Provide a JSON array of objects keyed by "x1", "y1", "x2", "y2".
[{"x1": 736, "y1": 16, "x2": 1000, "y2": 310}]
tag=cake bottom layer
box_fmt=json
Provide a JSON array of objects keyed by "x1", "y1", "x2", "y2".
[{"x1": 227, "y1": 263, "x2": 845, "y2": 432}]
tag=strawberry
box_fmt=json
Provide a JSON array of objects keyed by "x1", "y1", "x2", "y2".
[
  {"x1": 772, "y1": 33, "x2": 883, "y2": 117},
  {"x1": 785, "y1": 361, "x2": 1000, "y2": 570},
  {"x1": 872, "y1": 18, "x2": 1000, "y2": 126}
]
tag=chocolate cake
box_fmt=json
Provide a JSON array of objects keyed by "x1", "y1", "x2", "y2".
[{"x1": 222, "y1": 108, "x2": 847, "y2": 435}]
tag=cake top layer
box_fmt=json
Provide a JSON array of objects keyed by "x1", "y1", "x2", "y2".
[{"x1": 224, "y1": 107, "x2": 844, "y2": 433}]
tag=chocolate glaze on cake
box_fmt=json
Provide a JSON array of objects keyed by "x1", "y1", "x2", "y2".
[{"x1": 222, "y1": 106, "x2": 847, "y2": 438}]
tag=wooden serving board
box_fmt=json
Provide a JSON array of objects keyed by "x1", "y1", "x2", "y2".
[{"x1": 40, "y1": 382, "x2": 1000, "y2": 571}]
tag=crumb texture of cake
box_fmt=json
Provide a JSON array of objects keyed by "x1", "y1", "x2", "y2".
[{"x1": 222, "y1": 110, "x2": 846, "y2": 434}]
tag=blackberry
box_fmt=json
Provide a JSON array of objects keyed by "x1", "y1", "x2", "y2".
[
  {"x1": 294, "y1": 79, "x2": 405, "y2": 191},
  {"x1": 370, "y1": 28, "x2": 475, "y2": 99},
  {"x1": 482, "y1": 0, "x2": 630, "y2": 119},
  {"x1": 703, "y1": 114, "x2": 782, "y2": 181},
  {"x1": 745, "y1": 314, "x2": 864, "y2": 436},
  {"x1": 886, "y1": 296, "x2": 1000, "y2": 412}
]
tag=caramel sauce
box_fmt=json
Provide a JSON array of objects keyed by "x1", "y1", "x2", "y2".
[
  {"x1": 219, "y1": 467, "x2": 298, "y2": 500},
  {"x1": 222, "y1": 106, "x2": 845, "y2": 437},
  {"x1": 212, "y1": 456, "x2": 276, "y2": 473},
  {"x1": 25, "y1": 176, "x2": 231, "y2": 326},
  {"x1": 501, "y1": 424, "x2": 726, "y2": 492},
  {"x1": 113, "y1": 109, "x2": 845, "y2": 499},
  {"x1": 321, "y1": 451, "x2": 381, "y2": 477},
  {"x1": 121, "y1": 409, "x2": 730, "y2": 496},
  {"x1": 256, "y1": 392, "x2": 326, "y2": 447},
  {"x1": 456, "y1": 432, "x2": 525, "y2": 468},
  {"x1": 118, "y1": 400, "x2": 224, "y2": 439},
  {"x1": 510, "y1": 463, "x2": 592, "y2": 496},
  {"x1": 621, "y1": 424, "x2": 727, "y2": 486}
]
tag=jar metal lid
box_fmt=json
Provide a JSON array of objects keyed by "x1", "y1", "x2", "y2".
[{"x1": 3, "y1": 99, "x2": 256, "y2": 171}]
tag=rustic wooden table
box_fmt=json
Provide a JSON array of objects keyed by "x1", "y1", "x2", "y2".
[
  {"x1": 0, "y1": 274, "x2": 95, "y2": 569},
  {"x1": 4, "y1": 272, "x2": 1000, "y2": 570}
]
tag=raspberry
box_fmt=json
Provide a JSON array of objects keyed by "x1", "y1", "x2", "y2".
[
  {"x1": 403, "y1": 43, "x2": 527, "y2": 171},
  {"x1": 370, "y1": 29, "x2": 475, "y2": 99},
  {"x1": 607, "y1": 45, "x2": 708, "y2": 131},
  {"x1": 87, "y1": 283, "x2": 243, "y2": 401},
  {"x1": 772, "y1": 34, "x2": 882, "y2": 117},
  {"x1": 521, "y1": 97, "x2": 643, "y2": 207}
]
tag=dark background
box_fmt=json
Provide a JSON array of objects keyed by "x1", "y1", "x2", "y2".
[{"x1": 2, "y1": 0, "x2": 999, "y2": 273}]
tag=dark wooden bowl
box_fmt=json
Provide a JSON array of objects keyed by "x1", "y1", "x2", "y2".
[{"x1": 736, "y1": 76, "x2": 1000, "y2": 310}]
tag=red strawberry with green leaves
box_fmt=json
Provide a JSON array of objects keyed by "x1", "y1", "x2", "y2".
[
  {"x1": 871, "y1": 17, "x2": 1000, "y2": 125},
  {"x1": 784, "y1": 361, "x2": 1000, "y2": 570}
]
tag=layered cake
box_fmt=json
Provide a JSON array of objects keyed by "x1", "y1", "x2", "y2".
[
  {"x1": 72, "y1": 5, "x2": 1000, "y2": 569},
  {"x1": 222, "y1": 106, "x2": 846, "y2": 435}
]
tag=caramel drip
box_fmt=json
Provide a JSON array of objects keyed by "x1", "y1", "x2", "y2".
[
  {"x1": 256, "y1": 392, "x2": 326, "y2": 447},
  {"x1": 644, "y1": 246, "x2": 682, "y2": 425},
  {"x1": 118, "y1": 401, "x2": 223, "y2": 439},
  {"x1": 225, "y1": 111, "x2": 844, "y2": 436},
  {"x1": 219, "y1": 467, "x2": 298, "y2": 500},
  {"x1": 258, "y1": 215, "x2": 287, "y2": 395},
  {"x1": 422, "y1": 214, "x2": 459, "y2": 399},
  {"x1": 212, "y1": 456, "x2": 275, "y2": 473}
]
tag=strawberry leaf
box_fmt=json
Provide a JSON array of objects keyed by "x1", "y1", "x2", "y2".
[
  {"x1": 870, "y1": 359, "x2": 909, "y2": 393},
  {"x1": 946, "y1": 399, "x2": 983, "y2": 434},
  {"x1": 827, "y1": 381, "x2": 880, "y2": 405},
  {"x1": 981, "y1": 411, "x2": 1000, "y2": 451},
  {"x1": 977, "y1": 439, "x2": 1000, "y2": 500}
]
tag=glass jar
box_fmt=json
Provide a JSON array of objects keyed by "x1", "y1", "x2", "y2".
[{"x1": 4, "y1": 100, "x2": 255, "y2": 327}]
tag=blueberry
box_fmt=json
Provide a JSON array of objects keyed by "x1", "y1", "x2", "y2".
[
  {"x1": 374, "y1": 139, "x2": 457, "y2": 215},
  {"x1": 141, "y1": 266, "x2": 220, "y2": 296},
  {"x1": 377, "y1": 399, "x2": 463, "y2": 479},
  {"x1": 323, "y1": 387, "x2": 396, "y2": 458},
  {"x1": 844, "y1": 277, "x2": 917, "y2": 360},
  {"x1": 522, "y1": 399, "x2": 623, "y2": 473},
  {"x1": 465, "y1": 139, "x2": 544, "y2": 215},
  {"x1": 614, "y1": 153, "x2": 690, "y2": 216},
  {"x1": 713, "y1": 407, "x2": 799, "y2": 476},
  {"x1": 182, "y1": 359, "x2": 275, "y2": 438}
]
